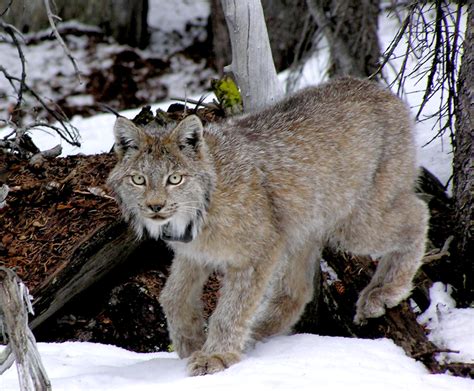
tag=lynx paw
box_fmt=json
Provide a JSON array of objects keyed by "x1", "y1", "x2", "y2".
[
  {"x1": 354, "y1": 285, "x2": 408, "y2": 325},
  {"x1": 187, "y1": 351, "x2": 241, "y2": 376}
]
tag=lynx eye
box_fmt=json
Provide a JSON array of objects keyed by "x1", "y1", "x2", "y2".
[
  {"x1": 131, "y1": 174, "x2": 146, "y2": 186},
  {"x1": 168, "y1": 173, "x2": 183, "y2": 185}
]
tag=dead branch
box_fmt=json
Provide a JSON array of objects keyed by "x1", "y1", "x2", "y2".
[
  {"x1": 377, "y1": 0, "x2": 465, "y2": 142},
  {"x1": 0, "y1": 64, "x2": 81, "y2": 154},
  {"x1": 0, "y1": 17, "x2": 81, "y2": 157},
  {"x1": 423, "y1": 235, "x2": 453, "y2": 263},
  {"x1": 29, "y1": 144, "x2": 62, "y2": 168},
  {"x1": 43, "y1": 0, "x2": 82, "y2": 84},
  {"x1": 0, "y1": 268, "x2": 51, "y2": 391},
  {"x1": 0, "y1": 20, "x2": 26, "y2": 124}
]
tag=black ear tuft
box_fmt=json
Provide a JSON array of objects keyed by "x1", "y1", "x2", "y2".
[
  {"x1": 172, "y1": 115, "x2": 204, "y2": 151},
  {"x1": 113, "y1": 117, "x2": 142, "y2": 158}
]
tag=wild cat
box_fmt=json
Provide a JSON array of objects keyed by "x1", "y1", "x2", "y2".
[{"x1": 107, "y1": 77, "x2": 429, "y2": 376}]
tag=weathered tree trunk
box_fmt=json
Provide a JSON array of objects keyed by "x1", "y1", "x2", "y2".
[
  {"x1": 210, "y1": 0, "x2": 314, "y2": 73},
  {"x1": 452, "y1": 4, "x2": 473, "y2": 306},
  {"x1": 219, "y1": 0, "x2": 284, "y2": 111},
  {"x1": 306, "y1": 0, "x2": 381, "y2": 78},
  {"x1": 1, "y1": 0, "x2": 149, "y2": 48}
]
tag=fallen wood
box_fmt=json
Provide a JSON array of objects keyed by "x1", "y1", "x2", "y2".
[
  {"x1": 0, "y1": 152, "x2": 140, "y2": 331},
  {"x1": 0, "y1": 267, "x2": 51, "y2": 391},
  {"x1": 29, "y1": 221, "x2": 139, "y2": 329},
  {"x1": 319, "y1": 251, "x2": 443, "y2": 373}
]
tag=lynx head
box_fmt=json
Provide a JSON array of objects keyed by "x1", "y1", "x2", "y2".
[{"x1": 107, "y1": 114, "x2": 215, "y2": 242}]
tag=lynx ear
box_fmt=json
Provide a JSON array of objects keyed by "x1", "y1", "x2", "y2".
[
  {"x1": 113, "y1": 117, "x2": 142, "y2": 158},
  {"x1": 171, "y1": 115, "x2": 203, "y2": 151}
]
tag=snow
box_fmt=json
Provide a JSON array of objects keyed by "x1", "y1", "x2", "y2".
[
  {"x1": 418, "y1": 283, "x2": 474, "y2": 365},
  {"x1": 1, "y1": 2, "x2": 473, "y2": 390},
  {"x1": 1, "y1": 335, "x2": 473, "y2": 391}
]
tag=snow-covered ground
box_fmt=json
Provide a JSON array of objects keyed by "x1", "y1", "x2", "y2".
[
  {"x1": 1, "y1": 283, "x2": 472, "y2": 390},
  {"x1": 1, "y1": 2, "x2": 472, "y2": 390}
]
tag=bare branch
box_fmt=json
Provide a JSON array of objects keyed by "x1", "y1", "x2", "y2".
[
  {"x1": 369, "y1": 2, "x2": 417, "y2": 80},
  {"x1": 0, "y1": 0, "x2": 13, "y2": 17},
  {"x1": 43, "y1": 0, "x2": 82, "y2": 84},
  {"x1": 0, "y1": 64, "x2": 81, "y2": 148},
  {"x1": 0, "y1": 20, "x2": 27, "y2": 124},
  {"x1": 0, "y1": 267, "x2": 51, "y2": 391},
  {"x1": 375, "y1": 0, "x2": 465, "y2": 143},
  {"x1": 29, "y1": 144, "x2": 62, "y2": 168}
]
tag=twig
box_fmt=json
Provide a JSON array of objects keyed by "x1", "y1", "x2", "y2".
[
  {"x1": 0, "y1": 65, "x2": 81, "y2": 147},
  {"x1": 170, "y1": 96, "x2": 217, "y2": 109},
  {"x1": 373, "y1": 0, "x2": 465, "y2": 144},
  {"x1": 43, "y1": 0, "x2": 82, "y2": 84},
  {"x1": 29, "y1": 144, "x2": 62, "y2": 168},
  {"x1": 369, "y1": 2, "x2": 417, "y2": 80},
  {"x1": 423, "y1": 235, "x2": 454, "y2": 263},
  {"x1": 0, "y1": 21, "x2": 26, "y2": 124},
  {"x1": 0, "y1": 0, "x2": 13, "y2": 17},
  {"x1": 412, "y1": 347, "x2": 460, "y2": 359}
]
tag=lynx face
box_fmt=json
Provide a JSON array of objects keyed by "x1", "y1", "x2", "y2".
[{"x1": 107, "y1": 115, "x2": 214, "y2": 242}]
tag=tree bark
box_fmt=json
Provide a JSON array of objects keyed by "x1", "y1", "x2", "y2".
[
  {"x1": 452, "y1": 4, "x2": 473, "y2": 306},
  {"x1": 210, "y1": 0, "x2": 314, "y2": 73},
  {"x1": 306, "y1": 0, "x2": 381, "y2": 78},
  {"x1": 29, "y1": 222, "x2": 140, "y2": 329},
  {"x1": 219, "y1": 0, "x2": 284, "y2": 112}
]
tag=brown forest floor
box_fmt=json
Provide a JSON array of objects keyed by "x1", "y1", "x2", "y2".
[{"x1": 1, "y1": 152, "x2": 119, "y2": 291}]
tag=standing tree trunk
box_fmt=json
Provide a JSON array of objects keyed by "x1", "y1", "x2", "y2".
[
  {"x1": 219, "y1": 0, "x2": 284, "y2": 112},
  {"x1": 210, "y1": 0, "x2": 314, "y2": 74},
  {"x1": 452, "y1": 4, "x2": 473, "y2": 306},
  {"x1": 306, "y1": 0, "x2": 381, "y2": 78}
]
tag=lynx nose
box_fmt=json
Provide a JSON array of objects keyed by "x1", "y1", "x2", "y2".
[{"x1": 147, "y1": 203, "x2": 164, "y2": 213}]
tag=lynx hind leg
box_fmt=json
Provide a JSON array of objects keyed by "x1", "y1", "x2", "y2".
[
  {"x1": 159, "y1": 256, "x2": 210, "y2": 358},
  {"x1": 351, "y1": 194, "x2": 429, "y2": 325},
  {"x1": 250, "y1": 239, "x2": 321, "y2": 341}
]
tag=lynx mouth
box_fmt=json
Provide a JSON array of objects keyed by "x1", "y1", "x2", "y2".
[{"x1": 145, "y1": 212, "x2": 173, "y2": 221}]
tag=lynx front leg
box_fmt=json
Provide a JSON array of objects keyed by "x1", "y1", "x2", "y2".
[
  {"x1": 159, "y1": 256, "x2": 210, "y2": 358},
  {"x1": 187, "y1": 259, "x2": 275, "y2": 376}
]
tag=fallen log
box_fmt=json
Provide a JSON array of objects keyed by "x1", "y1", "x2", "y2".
[
  {"x1": 29, "y1": 221, "x2": 139, "y2": 329},
  {"x1": 0, "y1": 152, "x2": 139, "y2": 331},
  {"x1": 318, "y1": 251, "x2": 443, "y2": 373}
]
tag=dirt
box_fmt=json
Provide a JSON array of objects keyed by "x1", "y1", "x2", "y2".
[{"x1": 0, "y1": 152, "x2": 119, "y2": 291}]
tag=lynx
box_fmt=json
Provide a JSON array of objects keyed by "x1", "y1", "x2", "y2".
[{"x1": 107, "y1": 77, "x2": 429, "y2": 376}]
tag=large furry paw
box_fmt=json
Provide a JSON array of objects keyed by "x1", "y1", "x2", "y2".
[
  {"x1": 187, "y1": 351, "x2": 241, "y2": 376},
  {"x1": 354, "y1": 284, "x2": 408, "y2": 325}
]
